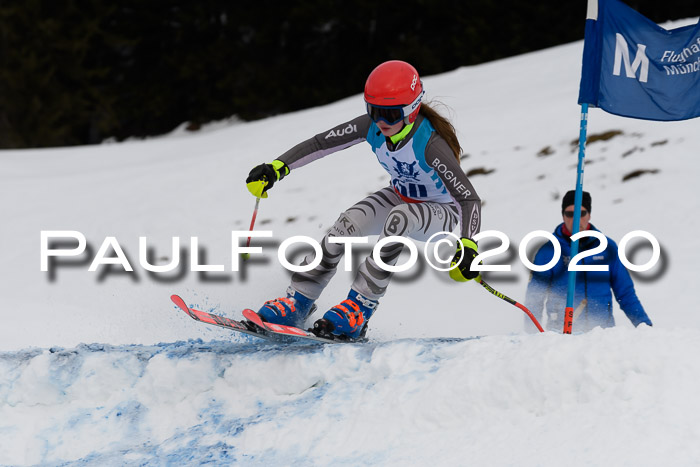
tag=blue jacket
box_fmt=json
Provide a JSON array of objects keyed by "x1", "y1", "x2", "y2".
[{"x1": 524, "y1": 223, "x2": 652, "y2": 333}]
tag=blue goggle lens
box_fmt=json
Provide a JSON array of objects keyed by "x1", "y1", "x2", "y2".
[{"x1": 366, "y1": 104, "x2": 404, "y2": 125}]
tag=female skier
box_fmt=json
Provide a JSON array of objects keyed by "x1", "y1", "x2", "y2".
[{"x1": 245, "y1": 60, "x2": 482, "y2": 340}]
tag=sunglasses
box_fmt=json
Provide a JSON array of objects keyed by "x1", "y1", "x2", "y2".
[
  {"x1": 366, "y1": 88, "x2": 425, "y2": 125},
  {"x1": 563, "y1": 209, "x2": 588, "y2": 218}
]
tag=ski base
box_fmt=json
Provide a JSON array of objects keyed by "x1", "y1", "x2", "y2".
[{"x1": 171, "y1": 295, "x2": 361, "y2": 345}]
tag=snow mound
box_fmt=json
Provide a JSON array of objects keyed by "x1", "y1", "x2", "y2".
[{"x1": 2, "y1": 327, "x2": 699, "y2": 465}]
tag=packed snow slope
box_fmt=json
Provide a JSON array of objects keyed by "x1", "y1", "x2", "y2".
[
  {"x1": 2, "y1": 329, "x2": 700, "y2": 466},
  {"x1": 1, "y1": 18, "x2": 700, "y2": 466}
]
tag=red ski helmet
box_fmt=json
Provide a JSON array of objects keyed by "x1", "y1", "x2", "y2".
[{"x1": 364, "y1": 60, "x2": 425, "y2": 125}]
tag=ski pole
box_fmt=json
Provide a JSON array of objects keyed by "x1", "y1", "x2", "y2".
[
  {"x1": 241, "y1": 192, "x2": 264, "y2": 261},
  {"x1": 474, "y1": 275, "x2": 544, "y2": 333}
]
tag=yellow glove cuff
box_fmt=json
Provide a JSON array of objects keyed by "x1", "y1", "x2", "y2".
[
  {"x1": 271, "y1": 160, "x2": 289, "y2": 180},
  {"x1": 461, "y1": 238, "x2": 478, "y2": 251}
]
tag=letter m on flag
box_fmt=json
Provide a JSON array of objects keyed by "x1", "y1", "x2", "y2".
[
  {"x1": 578, "y1": 0, "x2": 700, "y2": 121},
  {"x1": 613, "y1": 33, "x2": 649, "y2": 82}
]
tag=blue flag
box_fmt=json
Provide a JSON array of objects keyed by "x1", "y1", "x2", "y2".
[{"x1": 579, "y1": 0, "x2": 700, "y2": 121}]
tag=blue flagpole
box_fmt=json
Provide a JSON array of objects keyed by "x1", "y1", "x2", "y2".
[{"x1": 563, "y1": 103, "x2": 589, "y2": 334}]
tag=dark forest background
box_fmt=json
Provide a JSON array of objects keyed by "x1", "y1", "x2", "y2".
[{"x1": 0, "y1": 1, "x2": 697, "y2": 149}]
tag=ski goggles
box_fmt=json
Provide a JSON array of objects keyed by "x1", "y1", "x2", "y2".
[
  {"x1": 366, "y1": 88, "x2": 425, "y2": 125},
  {"x1": 562, "y1": 209, "x2": 588, "y2": 218}
]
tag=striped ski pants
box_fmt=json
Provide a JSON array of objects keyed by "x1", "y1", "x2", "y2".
[{"x1": 291, "y1": 187, "x2": 459, "y2": 302}]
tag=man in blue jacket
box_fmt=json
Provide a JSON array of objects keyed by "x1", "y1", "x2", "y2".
[{"x1": 524, "y1": 190, "x2": 652, "y2": 333}]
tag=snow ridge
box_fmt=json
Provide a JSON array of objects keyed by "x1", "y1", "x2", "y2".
[{"x1": 2, "y1": 327, "x2": 700, "y2": 465}]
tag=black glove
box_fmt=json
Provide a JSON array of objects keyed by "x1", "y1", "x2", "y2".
[
  {"x1": 246, "y1": 160, "x2": 289, "y2": 198},
  {"x1": 449, "y1": 238, "x2": 479, "y2": 282}
]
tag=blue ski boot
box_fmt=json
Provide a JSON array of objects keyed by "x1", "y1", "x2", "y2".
[
  {"x1": 313, "y1": 289, "x2": 378, "y2": 340},
  {"x1": 257, "y1": 287, "x2": 316, "y2": 328}
]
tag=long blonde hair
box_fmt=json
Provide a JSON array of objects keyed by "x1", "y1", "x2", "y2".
[{"x1": 419, "y1": 102, "x2": 462, "y2": 162}]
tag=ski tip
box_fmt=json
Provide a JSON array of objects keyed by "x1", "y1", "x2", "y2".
[{"x1": 171, "y1": 295, "x2": 187, "y2": 310}]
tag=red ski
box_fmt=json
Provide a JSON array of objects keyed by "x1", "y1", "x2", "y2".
[{"x1": 170, "y1": 295, "x2": 350, "y2": 344}]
